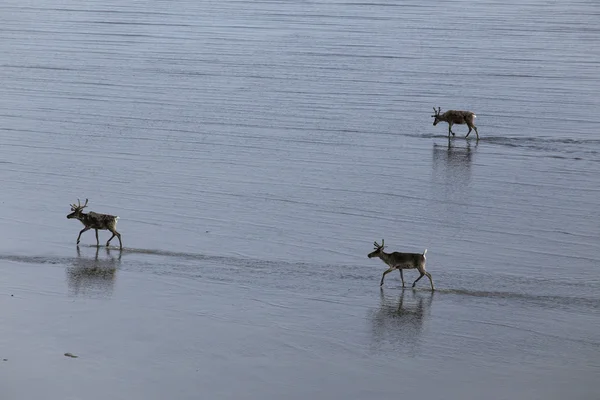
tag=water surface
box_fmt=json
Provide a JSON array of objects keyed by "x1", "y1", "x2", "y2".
[{"x1": 0, "y1": 0, "x2": 599, "y2": 399}]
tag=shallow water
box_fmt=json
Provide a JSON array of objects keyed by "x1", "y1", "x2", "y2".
[{"x1": 0, "y1": 0, "x2": 599, "y2": 398}]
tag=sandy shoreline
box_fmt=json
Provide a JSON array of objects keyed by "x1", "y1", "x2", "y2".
[
  {"x1": 1, "y1": 254, "x2": 597, "y2": 400},
  {"x1": 1, "y1": 258, "x2": 208, "y2": 399}
]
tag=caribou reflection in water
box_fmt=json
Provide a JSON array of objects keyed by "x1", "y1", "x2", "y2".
[
  {"x1": 369, "y1": 289, "x2": 434, "y2": 356},
  {"x1": 66, "y1": 246, "x2": 121, "y2": 298},
  {"x1": 432, "y1": 137, "x2": 477, "y2": 186},
  {"x1": 431, "y1": 138, "x2": 478, "y2": 228}
]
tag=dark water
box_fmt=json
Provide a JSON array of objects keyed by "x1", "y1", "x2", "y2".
[{"x1": 0, "y1": 0, "x2": 599, "y2": 399}]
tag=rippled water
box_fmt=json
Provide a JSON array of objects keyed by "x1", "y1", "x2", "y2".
[{"x1": 1, "y1": 0, "x2": 599, "y2": 399}]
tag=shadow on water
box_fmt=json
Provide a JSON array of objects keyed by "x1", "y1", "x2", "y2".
[
  {"x1": 434, "y1": 287, "x2": 600, "y2": 310},
  {"x1": 65, "y1": 246, "x2": 121, "y2": 298},
  {"x1": 0, "y1": 244, "x2": 311, "y2": 272},
  {"x1": 369, "y1": 288, "x2": 434, "y2": 356}
]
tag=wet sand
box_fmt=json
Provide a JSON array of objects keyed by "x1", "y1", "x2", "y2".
[{"x1": 1, "y1": 245, "x2": 598, "y2": 400}]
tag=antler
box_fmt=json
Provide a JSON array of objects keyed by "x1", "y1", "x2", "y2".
[
  {"x1": 72, "y1": 198, "x2": 89, "y2": 210},
  {"x1": 373, "y1": 239, "x2": 385, "y2": 250}
]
